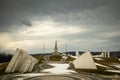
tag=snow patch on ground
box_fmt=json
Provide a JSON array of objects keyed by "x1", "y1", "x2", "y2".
[
  {"x1": 95, "y1": 63, "x2": 111, "y2": 68},
  {"x1": 94, "y1": 58, "x2": 104, "y2": 60},
  {"x1": 106, "y1": 70, "x2": 120, "y2": 73},
  {"x1": 42, "y1": 63, "x2": 76, "y2": 74},
  {"x1": 70, "y1": 56, "x2": 78, "y2": 59},
  {"x1": 111, "y1": 63, "x2": 120, "y2": 69},
  {"x1": 119, "y1": 58, "x2": 120, "y2": 61},
  {"x1": 15, "y1": 63, "x2": 76, "y2": 79}
]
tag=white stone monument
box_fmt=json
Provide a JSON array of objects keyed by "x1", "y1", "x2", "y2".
[
  {"x1": 102, "y1": 50, "x2": 110, "y2": 58},
  {"x1": 5, "y1": 48, "x2": 38, "y2": 73},
  {"x1": 52, "y1": 40, "x2": 60, "y2": 55},
  {"x1": 107, "y1": 50, "x2": 110, "y2": 58},
  {"x1": 75, "y1": 51, "x2": 80, "y2": 57},
  {"x1": 73, "y1": 51, "x2": 97, "y2": 69},
  {"x1": 98, "y1": 51, "x2": 104, "y2": 57}
]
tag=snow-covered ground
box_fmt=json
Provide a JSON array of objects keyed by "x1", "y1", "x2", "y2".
[
  {"x1": 111, "y1": 63, "x2": 120, "y2": 69},
  {"x1": 42, "y1": 63, "x2": 76, "y2": 74},
  {"x1": 14, "y1": 63, "x2": 76, "y2": 79},
  {"x1": 95, "y1": 63, "x2": 111, "y2": 68},
  {"x1": 119, "y1": 58, "x2": 120, "y2": 61},
  {"x1": 94, "y1": 58, "x2": 104, "y2": 60},
  {"x1": 70, "y1": 55, "x2": 78, "y2": 59},
  {"x1": 106, "y1": 70, "x2": 120, "y2": 73}
]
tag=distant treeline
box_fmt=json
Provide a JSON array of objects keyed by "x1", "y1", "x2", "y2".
[{"x1": 0, "y1": 52, "x2": 12, "y2": 63}]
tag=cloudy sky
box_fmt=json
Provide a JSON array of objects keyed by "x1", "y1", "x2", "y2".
[{"x1": 0, "y1": 0, "x2": 120, "y2": 54}]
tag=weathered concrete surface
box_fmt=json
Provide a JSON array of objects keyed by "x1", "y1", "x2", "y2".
[
  {"x1": 2, "y1": 73, "x2": 119, "y2": 80},
  {"x1": 5, "y1": 48, "x2": 38, "y2": 73}
]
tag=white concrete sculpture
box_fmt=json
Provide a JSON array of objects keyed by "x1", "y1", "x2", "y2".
[
  {"x1": 98, "y1": 52, "x2": 104, "y2": 57},
  {"x1": 92, "y1": 50, "x2": 110, "y2": 58},
  {"x1": 107, "y1": 50, "x2": 110, "y2": 58},
  {"x1": 5, "y1": 48, "x2": 38, "y2": 73},
  {"x1": 73, "y1": 51, "x2": 97, "y2": 69},
  {"x1": 75, "y1": 51, "x2": 80, "y2": 57},
  {"x1": 102, "y1": 50, "x2": 110, "y2": 58},
  {"x1": 52, "y1": 40, "x2": 60, "y2": 55}
]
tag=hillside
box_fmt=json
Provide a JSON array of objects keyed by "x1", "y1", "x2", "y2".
[{"x1": 1, "y1": 52, "x2": 120, "y2": 75}]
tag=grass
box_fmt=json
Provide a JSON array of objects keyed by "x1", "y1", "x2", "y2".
[
  {"x1": 94, "y1": 57, "x2": 120, "y2": 64},
  {"x1": 72, "y1": 57, "x2": 120, "y2": 75},
  {"x1": 49, "y1": 55, "x2": 62, "y2": 61},
  {"x1": 69, "y1": 63, "x2": 114, "y2": 75},
  {"x1": 94, "y1": 57, "x2": 120, "y2": 70},
  {"x1": 75, "y1": 63, "x2": 120, "y2": 75},
  {"x1": 76, "y1": 69, "x2": 120, "y2": 75},
  {"x1": 34, "y1": 55, "x2": 45, "y2": 63},
  {"x1": 0, "y1": 62, "x2": 9, "y2": 75},
  {"x1": 65, "y1": 56, "x2": 75, "y2": 62},
  {"x1": 40, "y1": 63, "x2": 54, "y2": 69}
]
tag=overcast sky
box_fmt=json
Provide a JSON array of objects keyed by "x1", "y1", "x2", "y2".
[{"x1": 0, "y1": 0, "x2": 120, "y2": 54}]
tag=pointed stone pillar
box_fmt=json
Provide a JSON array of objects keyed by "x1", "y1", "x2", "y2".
[
  {"x1": 53, "y1": 40, "x2": 60, "y2": 55},
  {"x1": 107, "y1": 49, "x2": 110, "y2": 58},
  {"x1": 75, "y1": 51, "x2": 80, "y2": 57}
]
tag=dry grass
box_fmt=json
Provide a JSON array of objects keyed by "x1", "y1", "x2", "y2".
[
  {"x1": 49, "y1": 55, "x2": 62, "y2": 61},
  {"x1": 94, "y1": 58, "x2": 120, "y2": 70},
  {"x1": 76, "y1": 69, "x2": 119, "y2": 75},
  {"x1": 74, "y1": 58, "x2": 120, "y2": 75},
  {"x1": 0, "y1": 62, "x2": 9, "y2": 75},
  {"x1": 65, "y1": 56, "x2": 75, "y2": 62},
  {"x1": 34, "y1": 55, "x2": 45, "y2": 63}
]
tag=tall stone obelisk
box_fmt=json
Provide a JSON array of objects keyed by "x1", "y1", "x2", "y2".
[{"x1": 53, "y1": 40, "x2": 60, "y2": 55}]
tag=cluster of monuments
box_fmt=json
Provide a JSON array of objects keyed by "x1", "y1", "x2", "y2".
[
  {"x1": 93, "y1": 50, "x2": 110, "y2": 58},
  {"x1": 5, "y1": 40, "x2": 111, "y2": 73}
]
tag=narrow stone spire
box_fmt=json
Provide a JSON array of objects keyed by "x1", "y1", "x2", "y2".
[
  {"x1": 53, "y1": 40, "x2": 59, "y2": 55},
  {"x1": 54, "y1": 40, "x2": 58, "y2": 52},
  {"x1": 107, "y1": 49, "x2": 110, "y2": 58}
]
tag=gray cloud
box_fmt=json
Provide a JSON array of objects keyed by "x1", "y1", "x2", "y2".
[
  {"x1": 0, "y1": 0, "x2": 120, "y2": 53},
  {"x1": 19, "y1": 18, "x2": 32, "y2": 27},
  {"x1": 0, "y1": 0, "x2": 120, "y2": 32}
]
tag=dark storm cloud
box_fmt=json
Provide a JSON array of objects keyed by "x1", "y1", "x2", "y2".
[
  {"x1": 0, "y1": 0, "x2": 120, "y2": 32},
  {"x1": 0, "y1": 0, "x2": 46, "y2": 32},
  {"x1": 19, "y1": 18, "x2": 32, "y2": 27}
]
